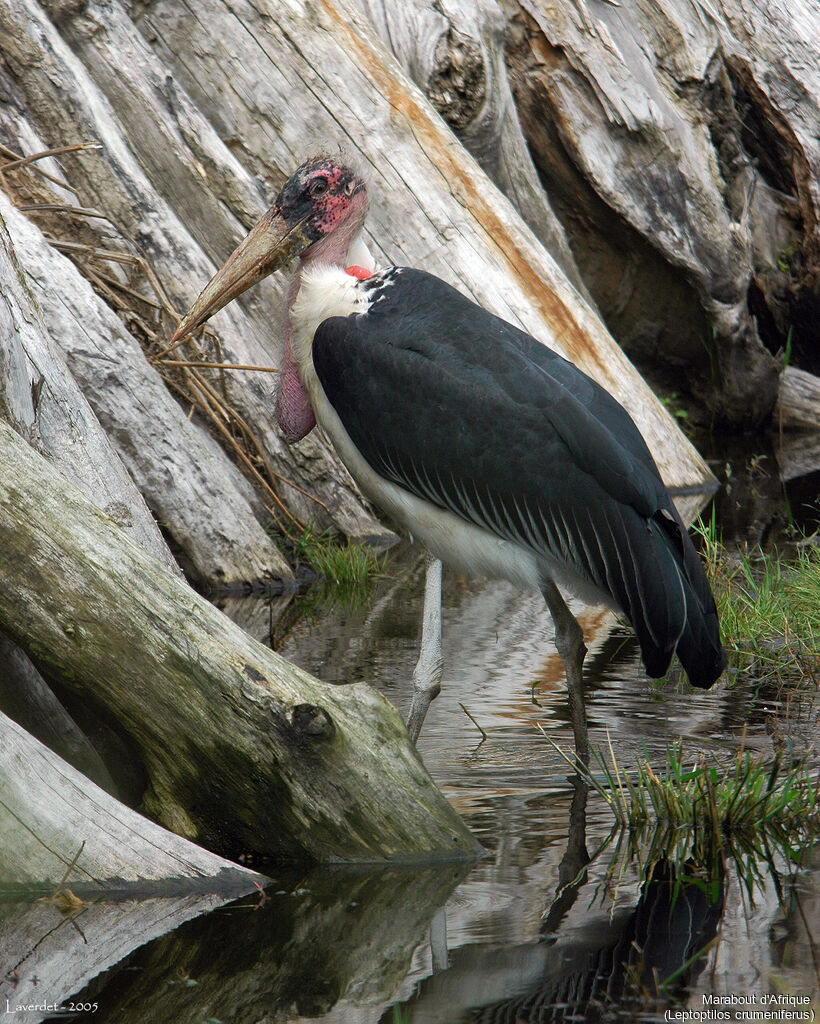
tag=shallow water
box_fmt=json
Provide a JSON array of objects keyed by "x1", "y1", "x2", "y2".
[{"x1": 13, "y1": 448, "x2": 820, "y2": 1023}]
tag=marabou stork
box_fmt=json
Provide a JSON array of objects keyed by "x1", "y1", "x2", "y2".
[{"x1": 172, "y1": 156, "x2": 726, "y2": 758}]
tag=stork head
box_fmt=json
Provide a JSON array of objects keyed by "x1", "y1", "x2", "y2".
[{"x1": 171, "y1": 156, "x2": 367, "y2": 343}]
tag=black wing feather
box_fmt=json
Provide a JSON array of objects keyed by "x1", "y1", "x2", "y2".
[{"x1": 313, "y1": 268, "x2": 725, "y2": 687}]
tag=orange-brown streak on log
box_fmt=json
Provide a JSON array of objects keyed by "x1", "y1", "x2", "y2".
[{"x1": 319, "y1": 0, "x2": 612, "y2": 383}]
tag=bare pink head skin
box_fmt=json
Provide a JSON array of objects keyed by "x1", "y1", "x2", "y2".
[{"x1": 170, "y1": 157, "x2": 368, "y2": 441}]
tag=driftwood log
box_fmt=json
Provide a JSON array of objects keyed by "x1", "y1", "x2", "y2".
[
  {"x1": 361, "y1": 0, "x2": 818, "y2": 427},
  {"x1": 0, "y1": 711, "x2": 265, "y2": 893},
  {"x1": 0, "y1": 0, "x2": 716, "y2": 500},
  {"x1": 0, "y1": 418, "x2": 480, "y2": 863}
]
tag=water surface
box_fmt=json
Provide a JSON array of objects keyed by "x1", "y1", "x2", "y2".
[{"x1": 14, "y1": 447, "x2": 820, "y2": 1022}]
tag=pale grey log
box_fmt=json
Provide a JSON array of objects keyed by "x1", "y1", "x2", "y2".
[
  {"x1": 0, "y1": 419, "x2": 480, "y2": 862},
  {"x1": 0, "y1": 634, "x2": 116, "y2": 793},
  {"x1": 777, "y1": 431, "x2": 820, "y2": 484},
  {"x1": 0, "y1": 710, "x2": 264, "y2": 891},
  {"x1": 0, "y1": 217, "x2": 168, "y2": 782},
  {"x1": 355, "y1": 0, "x2": 594, "y2": 304},
  {"x1": 0, "y1": 192, "x2": 292, "y2": 586},
  {"x1": 0, "y1": 0, "x2": 713, "y2": 494},
  {"x1": 0, "y1": 237, "x2": 37, "y2": 438},
  {"x1": 0, "y1": 0, "x2": 394, "y2": 544},
  {"x1": 776, "y1": 366, "x2": 820, "y2": 432}
]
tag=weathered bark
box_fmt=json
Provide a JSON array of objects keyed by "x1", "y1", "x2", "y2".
[
  {"x1": 0, "y1": 710, "x2": 265, "y2": 892},
  {"x1": 0, "y1": 190, "x2": 292, "y2": 586},
  {"x1": 501, "y1": 0, "x2": 819, "y2": 425},
  {"x1": 0, "y1": 192, "x2": 176, "y2": 567},
  {"x1": 0, "y1": 418, "x2": 480, "y2": 863},
  {"x1": 347, "y1": 0, "x2": 820, "y2": 425},
  {"x1": 0, "y1": 635, "x2": 116, "y2": 793},
  {"x1": 777, "y1": 366, "x2": 820, "y2": 432},
  {"x1": 0, "y1": 0, "x2": 714, "y2": 497}
]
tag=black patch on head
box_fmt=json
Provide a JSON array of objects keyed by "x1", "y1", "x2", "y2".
[{"x1": 275, "y1": 157, "x2": 360, "y2": 241}]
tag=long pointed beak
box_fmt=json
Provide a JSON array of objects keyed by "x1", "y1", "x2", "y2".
[{"x1": 171, "y1": 208, "x2": 312, "y2": 343}]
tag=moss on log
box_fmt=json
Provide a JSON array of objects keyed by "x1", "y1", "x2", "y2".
[{"x1": 0, "y1": 419, "x2": 480, "y2": 864}]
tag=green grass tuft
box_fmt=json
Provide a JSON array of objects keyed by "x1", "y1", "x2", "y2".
[
  {"x1": 693, "y1": 510, "x2": 820, "y2": 685},
  {"x1": 574, "y1": 737, "x2": 820, "y2": 839},
  {"x1": 277, "y1": 520, "x2": 387, "y2": 585}
]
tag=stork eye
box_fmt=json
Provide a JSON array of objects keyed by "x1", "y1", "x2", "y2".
[{"x1": 309, "y1": 177, "x2": 329, "y2": 198}]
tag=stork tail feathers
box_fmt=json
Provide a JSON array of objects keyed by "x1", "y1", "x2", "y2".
[{"x1": 635, "y1": 510, "x2": 727, "y2": 689}]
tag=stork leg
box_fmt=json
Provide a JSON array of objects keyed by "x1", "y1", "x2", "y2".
[
  {"x1": 541, "y1": 579, "x2": 589, "y2": 763},
  {"x1": 406, "y1": 553, "x2": 444, "y2": 744}
]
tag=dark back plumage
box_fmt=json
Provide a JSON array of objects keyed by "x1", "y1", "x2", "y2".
[{"x1": 313, "y1": 267, "x2": 726, "y2": 688}]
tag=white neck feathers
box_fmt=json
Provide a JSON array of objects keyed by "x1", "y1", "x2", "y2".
[{"x1": 289, "y1": 265, "x2": 372, "y2": 374}]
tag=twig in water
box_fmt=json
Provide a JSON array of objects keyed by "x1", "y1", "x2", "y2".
[
  {"x1": 459, "y1": 702, "x2": 487, "y2": 742},
  {"x1": 36, "y1": 840, "x2": 87, "y2": 915}
]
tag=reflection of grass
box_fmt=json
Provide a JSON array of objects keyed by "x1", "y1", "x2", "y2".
[
  {"x1": 546, "y1": 733, "x2": 819, "y2": 917},
  {"x1": 268, "y1": 524, "x2": 391, "y2": 649},
  {"x1": 694, "y1": 510, "x2": 820, "y2": 686},
  {"x1": 268, "y1": 578, "x2": 376, "y2": 652},
  {"x1": 568, "y1": 742, "x2": 819, "y2": 947}
]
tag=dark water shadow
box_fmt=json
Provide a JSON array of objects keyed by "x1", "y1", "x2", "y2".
[{"x1": 58, "y1": 862, "x2": 468, "y2": 1023}]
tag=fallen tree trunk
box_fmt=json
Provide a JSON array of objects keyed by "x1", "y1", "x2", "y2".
[
  {"x1": 0, "y1": 0, "x2": 715, "y2": 500},
  {"x1": 0, "y1": 190, "x2": 292, "y2": 587},
  {"x1": 0, "y1": 418, "x2": 480, "y2": 863},
  {"x1": 0, "y1": 711, "x2": 265, "y2": 893}
]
